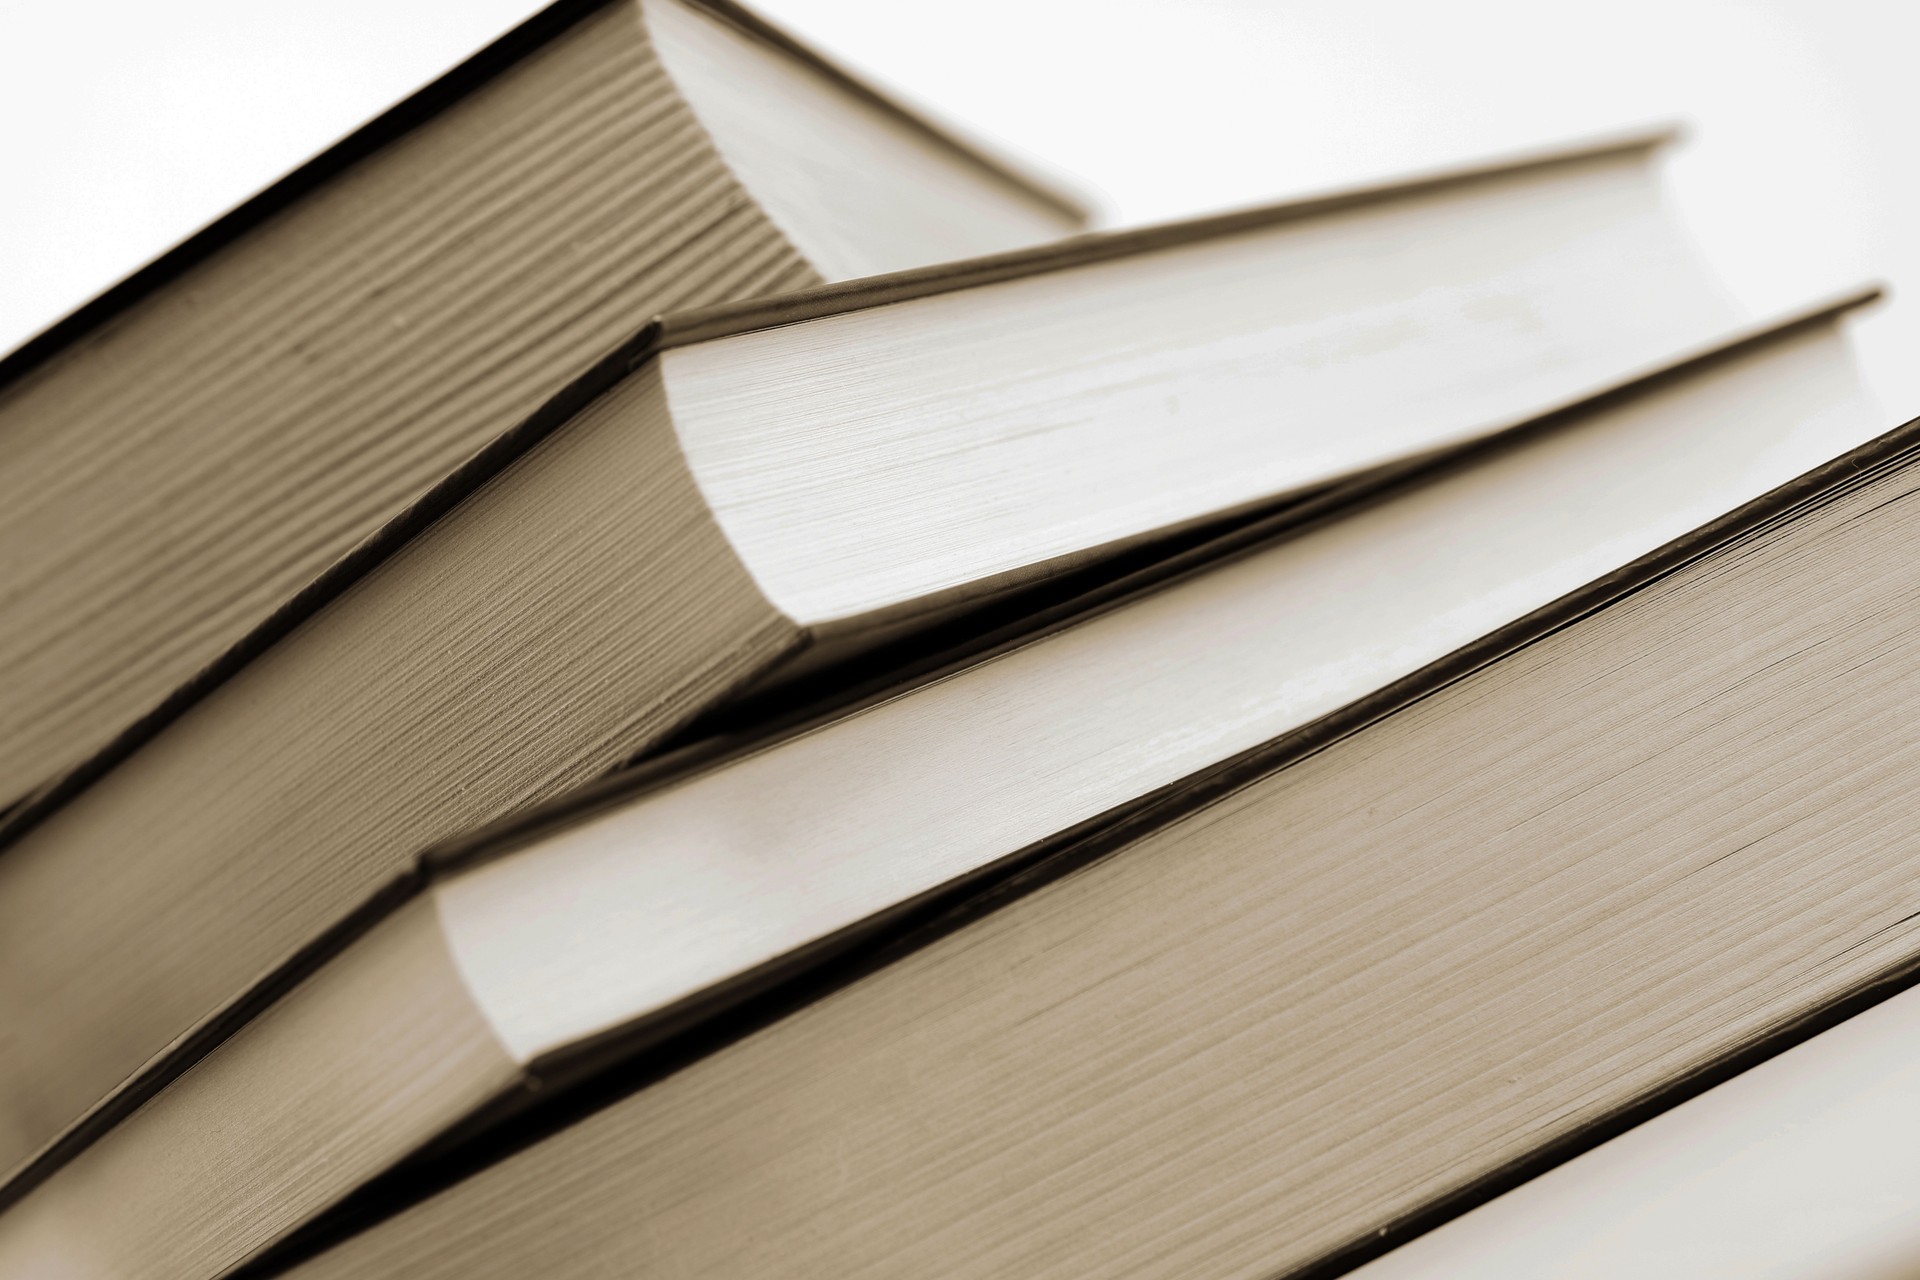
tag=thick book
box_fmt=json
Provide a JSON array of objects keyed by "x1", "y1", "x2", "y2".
[
  {"x1": 1350, "y1": 947, "x2": 1920, "y2": 1277},
  {"x1": 0, "y1": 294, "x2": 1880, "y2": 1280},
  {"x1": 259, "y1": 305, "x2": 1920, "y2": 1280},
  {"x1": 0, "y1": 0, "x2": 1085, "y2": 811},
  {"x1": 0, "y1": 128, "x2": 1752, "y2": 1182}
]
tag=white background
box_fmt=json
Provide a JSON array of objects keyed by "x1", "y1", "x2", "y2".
[{"x1": 1, "y1": 0, "x2": 1913, "y2": 410}]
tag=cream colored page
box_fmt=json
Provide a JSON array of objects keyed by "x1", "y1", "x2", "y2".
[{"x1": 669, "y1": 149, "x2": 1742, "y2": 623}]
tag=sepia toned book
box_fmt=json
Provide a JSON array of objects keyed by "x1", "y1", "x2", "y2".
[
  {"x1": 0, "y1": 292, "x2": 1882, "y2": 1280},
  {"x1": 0, "y1": 0, "x2": 1085, "y2": 814},
  {"x1": 0, "y1": 129, "x2": 1752, "y2": 1184}
]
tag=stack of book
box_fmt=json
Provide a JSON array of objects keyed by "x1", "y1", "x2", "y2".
[{"x1": 0, "y1": 1, "x2": 1911, "y2": 1276}]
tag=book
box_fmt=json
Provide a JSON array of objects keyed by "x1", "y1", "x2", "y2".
[
  {"x1": 0, "y1": 128, "x2": 1753, "y2": 1184},
  {"x1": 1349, "y1": 964, "x2": 1920, "y2": 1279},
  {"x1": 0, "y1": 0, "x2": 1085, "y2": 812},
  {"x1": 0, "y1": 292, "x2": 1879, "y2": 1280}
]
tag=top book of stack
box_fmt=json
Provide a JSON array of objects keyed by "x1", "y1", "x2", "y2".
[{"x1": 0, "y1": 0, "x2": 1085, "y2": 813}]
